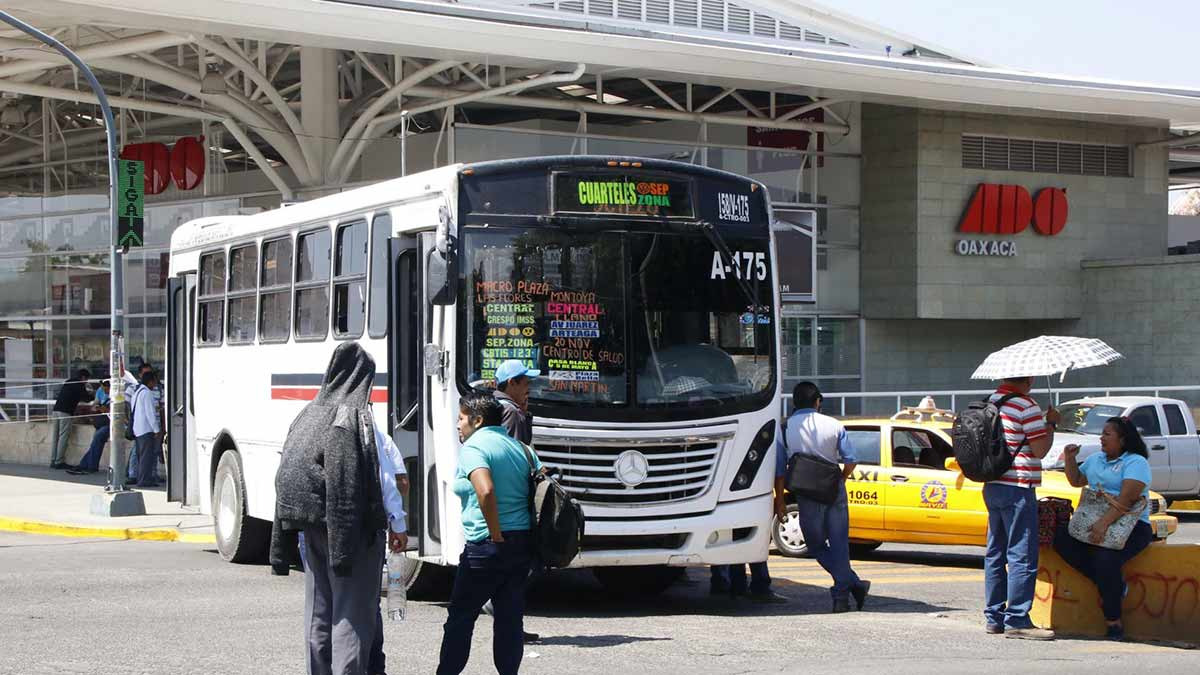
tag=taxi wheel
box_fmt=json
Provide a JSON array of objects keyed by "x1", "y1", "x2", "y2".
[{"x1": 771, "y1": 505, "x2": 809, "y2": 558}]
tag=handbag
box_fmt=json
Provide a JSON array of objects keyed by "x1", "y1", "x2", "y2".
[
  {"x1": 1067, "y1": 487, "x2": 1147, "y2": 550},
  {"x1": 781, "y1": 419, "x2": 843, "y2": 505},
  {"x1": 1037, "y1": 497, "x2": 1074, "y2": 546}
]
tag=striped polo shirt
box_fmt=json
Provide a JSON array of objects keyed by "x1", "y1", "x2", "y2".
[{"x1": 987, "y1": 386, "x2": 1048, "y2": 488}]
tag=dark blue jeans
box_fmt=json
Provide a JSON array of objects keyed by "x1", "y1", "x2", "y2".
[
  {"x1": 134, "y1": 433, "x2": 160, "y2": 487},
  {"x1": 794, "y1": 486, "x2": 861, "y2": 600},
  {"x1": 983, "y1": 483, "x2": 1039, "y2": 629},
  {"x1": 438, "y1": 531, "x2": 532, "y2": 675},
  {"x1": 1054, "y1": 520, "x2": 1153, "y2": 622},
  {"x1": 711, "y1": 562, "x2": 771, "y2": 595},
  {"x1": 78, "y1": 424, "x2": 109, "y2": 472}
]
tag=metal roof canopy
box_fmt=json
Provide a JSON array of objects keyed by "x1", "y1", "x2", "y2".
[
  {"x1": 1, "y1": 0, "x2": 1197, "y2": 198},
  {"x1": 6, "y1": 0, "x2": 1198, "y2": 127}
]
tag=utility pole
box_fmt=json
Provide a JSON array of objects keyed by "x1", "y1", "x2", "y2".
[{"x1": 0, "y1": 11, "x2": 145, "y2": 515}]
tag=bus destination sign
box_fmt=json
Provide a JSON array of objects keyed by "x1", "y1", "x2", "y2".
[{"x1": 553, "y1": 173, "x2": 694, "y2": 218}]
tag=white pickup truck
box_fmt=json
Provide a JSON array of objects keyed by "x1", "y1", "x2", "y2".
[{"x1": 1041, "y1": 396, "x2": 1200, "y2": 500}]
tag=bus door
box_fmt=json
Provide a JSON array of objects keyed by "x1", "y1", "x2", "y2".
[
  {"x1": 166, "y1": 274, "x2": 197, "y2": 504},
  {"x1": 389, "y1": 233, "x2": 436, "y2": 556}
]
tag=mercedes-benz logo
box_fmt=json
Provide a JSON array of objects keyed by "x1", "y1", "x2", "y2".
[{"x1": 614, "y1": 450, "x2": 650, "y2": 488}]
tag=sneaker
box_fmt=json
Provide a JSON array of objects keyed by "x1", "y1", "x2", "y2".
[
  {"x1": 749, "y1": 590, "x2": 788, "y2": 605},
  {"x1": 831, "y1": 598, "x2": 851, "y2": 614},
  {"x1": 851, "y1": 580, "x2": 871, "y2": 611},
  {"x1": 1105, "y1": 624, "x2": 1125, "y2": 641},
  {"x1": 1005, "y1": 627, "x2": 1055, "y2": 641},
  {"x1": 985, "y1": 624, "x2": 1005, "y2": 635}
]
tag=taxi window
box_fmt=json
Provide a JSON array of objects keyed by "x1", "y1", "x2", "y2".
[
  {"x1": 845, "y1": 428, "x2": 881, "y2": 466},
  {"x1": 892, "y1": 428, "x2": 953, "y2": 470}
]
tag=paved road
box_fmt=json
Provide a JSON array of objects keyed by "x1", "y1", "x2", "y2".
[{"x1": 1, "y1": 515, "x2": 1196, "y2": 675}]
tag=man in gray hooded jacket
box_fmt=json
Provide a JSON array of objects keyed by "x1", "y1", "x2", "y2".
[{"x1": 270, "y1": 342, "x2": 388, "y2": 675}]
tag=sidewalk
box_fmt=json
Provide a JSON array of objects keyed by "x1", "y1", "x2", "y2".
[{"x1": 0, "y1": 463, "x2": 215, "y2": 544}]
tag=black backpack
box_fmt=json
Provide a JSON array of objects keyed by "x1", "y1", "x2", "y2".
[
  {"x1": 519, "y1": 443, "x2": 585, "y2": 569},
  {"x1": 123, "y1": 385, "x2": 141, "y2": 441},
  {"x1": 951, "y1": 393, "x2": 1022, "y2": 482}
]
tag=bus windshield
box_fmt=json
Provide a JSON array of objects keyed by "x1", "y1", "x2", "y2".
[{"x1": 458, "y1": 224, "x2": 775, "y2": 419}]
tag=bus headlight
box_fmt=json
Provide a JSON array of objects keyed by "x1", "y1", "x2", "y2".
[{"x1": 729, "y1": 420, "x2": 775, "y2": 492}]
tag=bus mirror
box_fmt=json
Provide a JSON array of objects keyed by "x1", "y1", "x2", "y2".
[{"x1": 426, "y1": 247, "x2": 457, "y2": 305}]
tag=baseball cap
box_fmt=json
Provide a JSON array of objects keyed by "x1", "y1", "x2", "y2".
[{"x1": 494, "y1": 359, "x2": 540, "y2": 384}]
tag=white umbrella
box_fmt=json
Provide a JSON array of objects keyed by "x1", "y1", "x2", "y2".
[{"x1": 970, "y1": 336, "x2": 1123, "y2": 392}]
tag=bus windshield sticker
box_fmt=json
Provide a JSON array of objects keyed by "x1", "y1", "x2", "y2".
[{"x1": 553, "y1": 173, "x2": 694, "y2": 218}]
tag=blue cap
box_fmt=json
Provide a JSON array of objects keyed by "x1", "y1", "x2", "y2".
[{"x1": 494, "y1": 359, "x2": 540, "y2": 384}]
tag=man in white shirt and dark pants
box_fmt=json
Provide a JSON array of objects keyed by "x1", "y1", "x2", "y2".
[
  {"x1": 130, "y1": 369, "x2": 163, "y2": 488},
  {"x1": 775, "y1": 381, "x2": 870, "y2": 613}
]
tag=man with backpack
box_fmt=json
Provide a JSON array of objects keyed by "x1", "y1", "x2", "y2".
[
  {"x1": 438, "y1": 391, "x2": 541, "y2": 675},
  {"x1": 976, "y1": 376, "x2": 1060, "y2": 640},
  {"x1": 490, "y1": 359, "x2": 543, "y2": 644},
  {"x1": 130, "y1": 369, "x2": 164, "y2": 488}
]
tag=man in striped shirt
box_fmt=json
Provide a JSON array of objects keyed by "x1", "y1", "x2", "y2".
[{"x1": 983, "y1": 376, "x2": 1060, "y2": 640}]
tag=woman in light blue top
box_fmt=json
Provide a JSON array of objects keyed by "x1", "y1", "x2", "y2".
[{"x1": 1054, "y1": 417, "x2": 1154, "y2": 641}]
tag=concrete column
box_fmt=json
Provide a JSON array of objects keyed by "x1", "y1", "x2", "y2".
[{"x1": 300, "y1": 47, "x2": 339, "y2": 185}]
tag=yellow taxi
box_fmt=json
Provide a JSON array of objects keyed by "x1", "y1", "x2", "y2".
[{"x1": 772, "y1": 406, "x2": 1180, "y2": 557}]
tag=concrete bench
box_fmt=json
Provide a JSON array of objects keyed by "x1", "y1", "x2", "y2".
[{"x1": 1032, "y1": 544, "x2": 1200, "y2": 644}]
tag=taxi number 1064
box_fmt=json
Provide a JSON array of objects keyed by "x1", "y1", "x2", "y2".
[{"x1": 848, "y1": 490, "x2": 879, "y2": 503}]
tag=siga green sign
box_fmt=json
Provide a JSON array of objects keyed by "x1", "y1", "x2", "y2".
[{"x1": 118, "y1": 159, "x2": 144, "y2": 248}]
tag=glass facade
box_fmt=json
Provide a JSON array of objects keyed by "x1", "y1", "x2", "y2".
[{"x1": 0, "y1": 196, "x2": 240, "y2": 407}]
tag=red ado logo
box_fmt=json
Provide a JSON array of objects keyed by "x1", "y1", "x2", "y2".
[{"x1": 958, "y1": 183, "x2": 1068, "y2": 236}]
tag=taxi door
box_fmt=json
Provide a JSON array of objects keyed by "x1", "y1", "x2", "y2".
[
  {"x1": 843, "y1": 426, "x2": 886, "y2": 531},
  {"x1": 883, "y1": 426, "x2": 983, "y2": 537}
]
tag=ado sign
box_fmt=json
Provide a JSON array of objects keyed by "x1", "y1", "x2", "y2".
[{"x1": 956, "y1": 183, "x2": 1067, "y2": 258}]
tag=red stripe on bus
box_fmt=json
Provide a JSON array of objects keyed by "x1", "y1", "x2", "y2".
[{"x1": 270, "y1": 387, "x2": 388, "y2": 403}]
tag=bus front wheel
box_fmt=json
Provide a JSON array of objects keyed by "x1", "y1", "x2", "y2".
[
  {"x1": 592, "y1": 565, "x2": 684, "y2": 597},
  {"x1": 213, "y1": 451, "x2": 269, "y2": 563}
]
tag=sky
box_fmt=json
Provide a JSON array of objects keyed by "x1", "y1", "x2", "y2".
[{"x1": 832, "y1": 1, "x2": 1194, "y2": 89}]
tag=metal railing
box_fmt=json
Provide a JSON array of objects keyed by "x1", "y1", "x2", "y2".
[
  {"x1": 781, "y1": 385, "x2": 1200, "y2": 418},
  {"x1": 0, "y1": 398, "x2": 55, "y2": 422}
]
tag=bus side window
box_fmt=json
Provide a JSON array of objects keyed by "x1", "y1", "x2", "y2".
[
  {"x1": 259, "y1": 235, "x2": 293, "y2": 343},
  {"x1": 295, "y1": 228, "x2": 331, "y2": 340},
  {"x1": 333, "y1": 219, "x2": 367, "y2": 339},
  {"x1": 197, "y1": 250, "x2": 225, "y2": 346},
  {"x1": 367, "y1": 213, "x2": 391, "y2": 339},
  {"x1": 227, "y1": 243, "x2": 258, "y2": 344}
]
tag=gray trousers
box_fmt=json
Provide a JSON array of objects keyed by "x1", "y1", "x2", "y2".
[
  {"x1": 49, "y1": 411, "x2": 72, "y2": 465},
  {"x1": 303, "y1": 526, "x2": 384, "y2": 675}
]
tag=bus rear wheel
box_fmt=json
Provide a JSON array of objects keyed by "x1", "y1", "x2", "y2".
[
  {"x1": 213, "y1": 451, "x2": 269, "y2": 563},
  {"x1": 592, "y1": 565, "x2": 684, "y2": 597}
]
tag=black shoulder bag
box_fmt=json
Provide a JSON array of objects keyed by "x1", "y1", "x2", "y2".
[{"x1": 781, "y1": 416, "x2": 844, "y2": 505}]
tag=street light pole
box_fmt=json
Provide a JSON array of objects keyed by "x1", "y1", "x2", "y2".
[{"x1": 0, "y1": 11, "x2": 144, "y2": 514}]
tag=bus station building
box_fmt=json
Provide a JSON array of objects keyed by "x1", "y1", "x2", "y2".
[{"x1": 1, "y1": 0, "x2": 1199, "y2": 416}]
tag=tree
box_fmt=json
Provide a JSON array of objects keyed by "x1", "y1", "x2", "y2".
[{"x1": 1170, "y1": 189, "x2": 1200, "y2": 216}]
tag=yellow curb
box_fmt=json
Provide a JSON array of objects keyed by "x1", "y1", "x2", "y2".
[
  {"x1": 1170, "y1": 500, "x2": 1200, "y2": 511},
  {"x1": 0, "y1": 515, "x2": 216, "y2": 544}
]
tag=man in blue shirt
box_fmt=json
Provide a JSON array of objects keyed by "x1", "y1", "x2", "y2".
[
  {"x1": 775, "y1": 381, "x2": 870, "y2": 613},
  {"x1": 438, "y1": 391, "x2": 540, "y2": 675},
  {"x1": 69, "y1": 379, "x2": 111, "y2": 475}
]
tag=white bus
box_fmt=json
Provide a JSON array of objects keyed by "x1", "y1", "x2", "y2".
[{"x1": 166, "y1": 156, "x2": 781, "y2": 594}]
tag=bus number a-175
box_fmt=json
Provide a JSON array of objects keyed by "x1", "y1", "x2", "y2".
[{"x1": 710, "y1": 251, "x2": 767, "y2": 281}]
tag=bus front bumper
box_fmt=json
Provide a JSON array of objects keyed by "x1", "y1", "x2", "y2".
[{"x1": 568, "y1": 492, "x2": 772, "y2": 568}]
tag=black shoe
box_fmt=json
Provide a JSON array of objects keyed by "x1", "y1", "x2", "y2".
[
  {"x1": 709, "y1": 582, "x2": 730, "y2": 596},
  {"x1": 66, "y1": 468, "x2": 87, "y2": 475},
  {"x1": 523, "y1": 631, "x2": 540, "y2": 643},
  {"x1": 125, "y1": 477, "x2": 138, "y2": 485},
  {"x1": 832, "y1": 598, "x2": 851, "y2": 614},
  {"x1": 851, "y1": 580, "x2": 871, "y2": 611},
  {"x1": 985, "y1": 624, "x2": 1005, "y2": 635},
  {"x1": 749, "y1": 590, "x2": 788, "y2": 605},
  {"x1": 50, "y1": 462, "x2": 73, "y2": 470},
  {"x1": 1105, "y1": 624, "x2": 1125, "y2": 641}
]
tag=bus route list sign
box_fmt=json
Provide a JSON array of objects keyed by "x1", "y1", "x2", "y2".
[{"x1": 118, "y1": 158, "x2": 145, "y2": 249}]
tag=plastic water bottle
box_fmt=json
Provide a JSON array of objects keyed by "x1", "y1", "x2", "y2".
[{"x1": 386, "y1": 552, "x2": 407, "y2": 621}]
